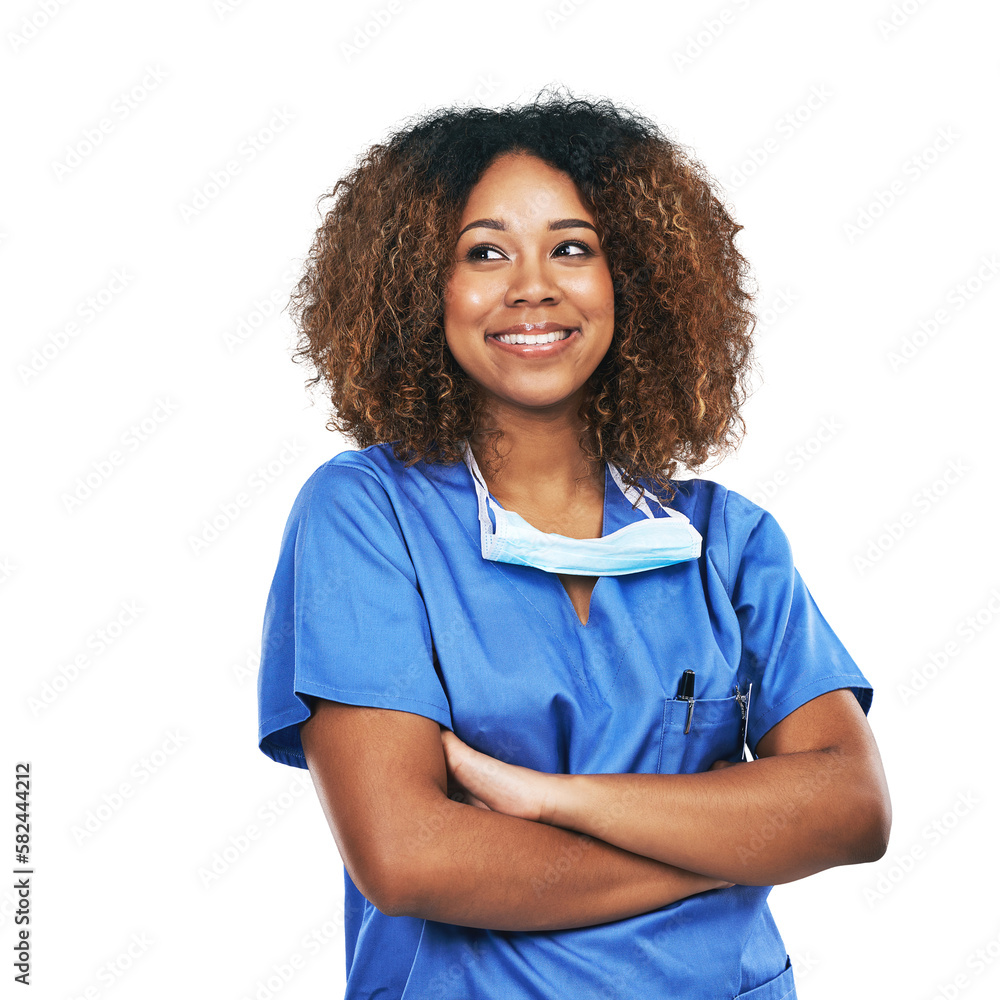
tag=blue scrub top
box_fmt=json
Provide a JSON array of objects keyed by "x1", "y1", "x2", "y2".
[{"x1": 257, "y1": 442, "x2": 872, "y2": 1000}]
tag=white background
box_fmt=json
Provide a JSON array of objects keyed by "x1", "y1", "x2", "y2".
[{"x1": 4, "y1": 0, "x2": 999, "y2": 997}]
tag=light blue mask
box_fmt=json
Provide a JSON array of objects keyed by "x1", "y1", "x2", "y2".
[{"x1": 461, "y1": 441, "x2": 702, "y2": 577}]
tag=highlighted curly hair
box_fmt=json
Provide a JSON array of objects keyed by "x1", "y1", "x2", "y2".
[{"x1": 289, "y1": 85, "x2": 757, "y2": 503}]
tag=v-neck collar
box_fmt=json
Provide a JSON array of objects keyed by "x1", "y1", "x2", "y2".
[{"x1": 461, "y1": 457, "x2": 660, "y2": 630}]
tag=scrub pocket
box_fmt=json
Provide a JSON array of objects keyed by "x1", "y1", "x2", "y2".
[
  {"x1": 656, "y1": 690, "x2": 746, "y2": 775},
  {"x1": 734, "y1": 957, "x2": 796, "y2": 999}
]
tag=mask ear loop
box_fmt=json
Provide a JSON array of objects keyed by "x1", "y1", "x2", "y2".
[
  {"x1": 607, "y1": 462, "x2": 655, "y2": 518},
  {"x1": 461, "y1": 440, "x2": 508, "y2": 556},
  {"x1": 607, "y1": 463, "x2": 693, "y2": 523}
]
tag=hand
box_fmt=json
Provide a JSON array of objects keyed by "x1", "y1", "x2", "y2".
[
  {"x1": 446, "y1": 774, "x2": 493, "y2": 811},
  {"x1": 709, "y1": 757, "x2": 750, "y2": 771},
  {"x1": 440, "y1": 728, "x2": 554, "y2": 824},
  {"x1": 709, "y1": 759, "x2": 738, "y2": 771}
]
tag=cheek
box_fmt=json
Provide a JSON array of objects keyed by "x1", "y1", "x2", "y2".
[
  {"x1": 577, "y1": 276, "x2": 615, "y2": 331},
  {"x1": 444, "y1": 280, "x2": 498, "y2": 364},
  {"x1": 444, "y1": 274, "x2": 494, "y2": 320},
  {"x1": 564, "y1": 263, "x2": 614, "y2": 306},
  {"x1": 598, "y1": 269, "x2": 616, "y2": 308}
]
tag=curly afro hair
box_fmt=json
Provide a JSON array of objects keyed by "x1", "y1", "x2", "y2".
[{"x1": 288, "y1": 84, "x2": 757, "y2": 504}]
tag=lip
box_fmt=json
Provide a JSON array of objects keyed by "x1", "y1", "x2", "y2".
[
  {"x1": 489, "y1": 321, "x2": 579, "y2": 338},
  {"x1": 487, "y1": 326, "x2": 581, "y2": 358}
]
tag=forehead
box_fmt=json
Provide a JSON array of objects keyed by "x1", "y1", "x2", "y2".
[{"x1": 458, "y1": 153, "x2": 592, "y2": 224}]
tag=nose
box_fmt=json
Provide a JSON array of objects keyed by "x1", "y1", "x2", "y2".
[{"x1": 503, "y1": 252, "x2": 561, "y2": 307}]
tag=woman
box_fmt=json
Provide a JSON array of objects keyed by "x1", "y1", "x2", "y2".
[{"x1": 257, "y1": 89, "x2": 891, "y2": 999}]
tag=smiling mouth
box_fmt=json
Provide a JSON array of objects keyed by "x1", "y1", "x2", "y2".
[{"x1": 489, "y1": 328, "x2": 578, "y2": 345}]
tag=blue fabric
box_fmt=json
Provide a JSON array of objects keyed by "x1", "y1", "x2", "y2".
[{"x1": 257, "y1": 442, "x2": 873, "y2": 999}]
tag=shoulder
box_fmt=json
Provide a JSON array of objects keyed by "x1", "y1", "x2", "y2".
[
  {"x1": 657, "y1": 477, "x2": 785, "y2": 587},
  {"x1": 279, "y1": 443, "x2": 410, "y2": 533},
  {"x1": 296, "y1": 442, "x2": 410, "y2": 501},
  {"x1": 288, "y1": 441, "x2": 460, "y2": 531},
  {"x1": 315, "y1": 441, "x2": 405, "y2": 479},
  {"x1": 656, "y1": 476, "x2": 771, "y2": 535}
]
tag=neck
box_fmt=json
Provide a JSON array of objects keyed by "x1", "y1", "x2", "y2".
[{"x1": 469, "y1": 399, "x2": 604, "y2": 505}]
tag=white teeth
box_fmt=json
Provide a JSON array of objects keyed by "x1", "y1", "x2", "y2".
[{"x1": 495, "y1": 329, "x2": 574, "y2": 345}]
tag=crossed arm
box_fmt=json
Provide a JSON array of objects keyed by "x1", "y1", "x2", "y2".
[
  {"x1": 442, "y1": 687, "x2": 891, "y2": 886},
  {"x1": 300, "y1": 687, "x2": 890, "y2": 933}
]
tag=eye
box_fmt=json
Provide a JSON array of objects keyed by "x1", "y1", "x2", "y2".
[
  {"x1": 554, "y1": 240, "x2": 595, "y2": 257},
  {"x1": 465, "y1": 243, "x2": 505, "y2": 262},
  {"x1": 464, "y1": 240, "x2": 595, "y2": 262}
]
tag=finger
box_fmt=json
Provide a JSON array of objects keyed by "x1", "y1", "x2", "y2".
[
  {"x1": 440, "y1": 729, "x2": 470, "y2": 765},
  {"x1": 446, "y1": 779, "x2": 490, "y2": 810}
]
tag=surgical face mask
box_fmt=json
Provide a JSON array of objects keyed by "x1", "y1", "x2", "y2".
[{"x1": 461, "y1": 441, "x2": 702, "y2": 577}]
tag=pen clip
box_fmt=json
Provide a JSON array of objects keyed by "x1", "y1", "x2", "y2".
[
  {"x1": 736, "y1": 680, "x2": 753, "y2": 760},
  {"x1": 676, "y1": 670, "x2": 696, "y2": 735}
]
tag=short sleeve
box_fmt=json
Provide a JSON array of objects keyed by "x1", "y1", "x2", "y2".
[
  {"x1": 257, "y1": 459, "x2": 452, "y2": 769},
  {"x1": 725, "y1": 493, "x2": 873, "y2": 757}
]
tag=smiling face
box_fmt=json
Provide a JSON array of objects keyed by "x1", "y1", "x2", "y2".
[{"x1": 443, "y1": 152, "x2": 615, "y2": 426}]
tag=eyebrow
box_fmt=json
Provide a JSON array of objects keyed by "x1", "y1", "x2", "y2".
[{"x1": 457, "y1": 217, "x2": 598, "y2": 237}]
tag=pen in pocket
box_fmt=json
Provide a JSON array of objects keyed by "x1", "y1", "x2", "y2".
[
  {"x1": 675, "y1": 669, "x2": 696, "y2": 734},
  {"x1": 736, "y1": 680, "x2": 753, "y2": 760}
]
